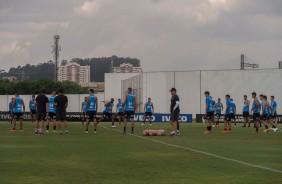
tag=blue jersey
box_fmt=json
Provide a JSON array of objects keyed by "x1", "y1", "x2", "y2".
[
  {"x1": 125, "y1": 94, "x2": 135, "y2": 111},
  {"x1": 81, "y1": 101, "x2": 87, "y2": 112},
  {"x1": 206, "y1": 96, "x2": 214, "y2": 113},
  {"x1": 104, "y1": 102, "x2": 114, "y2": 113},
  {"x1": 48, "y1": 96, "x2": 56, "y2": 113},
  {"x1": 116, "y1": 103, "x2": 124, "y2": 113},
  {"x1": 145, "y1": 102, "x2": 153, "y2": 112},
  {"x1": 13, "y1": 97, "x2": 23, "y2": 113},
  {"x1": 226, "y1": 100, "x2": 235, "y2": 114},
  {"x1": 29, "y1": 100, "x2": 36, "y2": 111},
  {"x1": 215, "y1": 102, "x2": 222, "y2": 114},
  {"x1": 243, "y1": 99, "x2": 249, "y2": 112},
  {"x1": 9, "y1": 102, "x2": 13, "y2": 113},
  {"x1": 87, "y1": 95, "x2": 97, "y2": 112},
  {"x1": 270, "y1": 101, "x2": 277, "y2": 114},
  {"x1": 262, "y1": 101, "x2": 271, "y2": 115},
  {"x1": 252, "y1": 98, "x2": 261, "y2": 114}
]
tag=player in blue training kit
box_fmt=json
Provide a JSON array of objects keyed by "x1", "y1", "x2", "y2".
[
  {"x1": 222, "y1": 95, "x2": 236, "y2": 133},
  {"x1": 8, "y1": 98, "x2": 13, "y2": 124},
  {"x1": 269, "y1": 96, "x2": 278, "y2": 132},
  {"x1": 214, "y1": 98, "x2": 223, "y2": 127},
  {"x1": 85, "y1": 89, "x2": 98, "y2": 134},
  {"x1": 204, "y1": 91, "x2": 214, "y2": 134},
  {"x1": 97, "y1": 98, "x2": 116, "y2": 128},
  {"x1": 10, "y1": 91, "x2": 25, "y2": 132},
  {"x1": 29, "y1": 95, "x2": 37, "y2": 125},
  {"x1": 142, "y1": 98, "x2": 154, "y2": 126},
  {"x1": 261, "y1": 95, "x2": 275, "y2": 133},
  {"x1": 242, "y1": 95, "x2": 250, "y2": 127},
  {"x1": 123, "y1": 87, "x2": 137, "y2": 134},
  {"x1": 81, "y1": 97, "x2": 87, "y2": 125},
  {"x1": 116, "y1": 99, "x2": 124, "y2": 125},
  {"x1": 251, "y1": 92, "x2": 261, "y2": 133},
  {"x1": 46, "y1": 91, "x2": 57, "y2": 133}
]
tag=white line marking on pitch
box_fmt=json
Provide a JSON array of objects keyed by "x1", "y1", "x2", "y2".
[{"x1": 100, "y1": 126, "x2": 282, "y2": 174}]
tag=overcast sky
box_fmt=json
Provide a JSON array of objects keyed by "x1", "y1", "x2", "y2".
[{"x1": 0, "y1": 0, "x2": 282, "y2": 72}]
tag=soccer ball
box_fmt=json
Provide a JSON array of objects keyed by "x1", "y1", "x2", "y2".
[{"x1": 143, "y1": 129, "x2": 149, "y2": 136}]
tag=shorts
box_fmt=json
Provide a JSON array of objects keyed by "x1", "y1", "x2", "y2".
[
  {"x1": 253, "y1": 113, "x2": 260, "y2": 121},
  {"x1": 117, "y1": 112, "x2": 124, "y2": 116},
  {"x1": 145, "y1": 112, "x2": 153, "y2": 116},
  {"x1": 206, "y1": 111, "x2": 214, "y2": 120},
  {"x1": 13, "y1": 112, "x2": 23, "y2": 120},
  {"x1": 262, "y1": 114, "x2": 270, "y2": 121},
  {"x1": 124, "y1": 111, "x2": 135, "y2": 118},
  {"x1": 270, "y1": 113, "x2": 277, "y2": 119},
  {"x1": 225, "y1": 114, "x2": 235, "y2": 122},
  {"x1": 36, "y1": 113, "x2": 46, "y2": 121},
  {"x1": 31, "y1": 110, "x2": 36, "y2": 115},
  {"x1": 243, "y1": 112, "x2": 250, "y2": 118},
  {"x1": 170, "y1": 110, "x2": 179, "y2": 122},
  {"x1": 56, "y1": 110, "x2": 67, "y2": 122},
  {"x1": 86, "y1": 111, "x2": 97, "y2": 120},
  {"x1": 215, "y1": 113, "x2": 221, "y2": 117},
  {"x1": 48, "y1": 112, "x2": 56, "y2": 120},
  {"x1": 103, "y1": 112, "x2": 113, "y2": 119}
]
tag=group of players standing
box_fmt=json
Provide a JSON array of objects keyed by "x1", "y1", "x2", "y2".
[{"x1": 204, "y1": 91, "x2": 279, "y2": 134}]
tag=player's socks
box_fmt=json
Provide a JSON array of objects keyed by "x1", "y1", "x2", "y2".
[
  {"x1": 65, "y1": 130, "x2": 69, "y2": 134},
  {"x1": 131, "y1": 127, "x2": 134, "y2": 134},
  {"x1": 46, "y1": 125, "x2": 49, "y2": 131},
  {"x1": 53, "y1": 126, "x2": 56, "y2": 130},
  {"x1": 265, "y1": 125, "x2": 268, "y2": 129},
  {"x1": 256, "y1": 127, "x2": 259, "y2": 132},
  {"x1": 123, "y1": 127, "x2": 126, "y2": 134},
  {"x1": 272, "y1": 125, "x2": 276, "y2": 128},
  {"x1": 177, "y1": 124, "x2": 179, "y2": 131}
]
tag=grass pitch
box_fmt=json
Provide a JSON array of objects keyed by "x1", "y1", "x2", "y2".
[{"x1": 0, "y1": 121, "x2": 281, "y2": 184}]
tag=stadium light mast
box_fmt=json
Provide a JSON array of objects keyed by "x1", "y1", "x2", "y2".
[
  {"x1": 52, "y1": 35, "x2": 61, "y2": 82},
  {"x1": 240, "y1": 54, "x2": 259, "y2": 70}
]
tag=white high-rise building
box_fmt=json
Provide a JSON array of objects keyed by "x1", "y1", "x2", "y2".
[
  {"x1": 112, "y1": 63, "x2": 142, "y2": 73},
  {"x1": 58, "y1": 62, "x2": 90, "y2": 84}
]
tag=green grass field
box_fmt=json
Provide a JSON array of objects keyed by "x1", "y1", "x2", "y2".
[{"x1": 0, "y1": 121, "x2": 282, "y2": 184}]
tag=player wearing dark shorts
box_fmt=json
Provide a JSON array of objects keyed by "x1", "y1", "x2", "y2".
[
  {"x1": 251, "y1": 92, "x2": 261, "y2": 133},
  {"x1": 261, "y1": 95, "x2": 272, "y2": 132},
  {"x1": 116, "y1": 99, "x2": 124, "y2": 125},
  {"x1": 29, "y1": 95, "x2": 37, "y2": 125},
  {"x1": 270, "y1": 96, "x2": 278, "y2": 132},
  {"x1": 97, "y1": 98, "x2": 116, "y2": 128},
  {"x1": 81, "y1": 97, "x2": 87, "y2": 125},
  {"x1": 85, "y1": 89, "x2": 98, "y2": 134},
  {"x1": 54, "y1": 89, "x2": 68, "y2": 135},
  {"x1": 222, "y1": 95, "x2": 236, "y2": 133},
  {"x1": 170, "y1": 88, "x2": 180, "y2": 136},
  {"x1": 142, "y1": 98, "x2": 154, "y2": 126},
  {"x1": 123, "y1": 87, "x2": 137, "y2": 134},
  {"x1": 8, "y1": 98, "x2": 13, "y2": 124},
  {"x1": 214, "y1": 98, "x2": 223, "y2": 127},
  {"x1": 35, "y1": 89, "x2": 49, "y2": 135},
  {"x1": 46, "y1": 91, "x2": 57, "y2": 133},
  {"x1": 10, "y1": 91, "x2": 25, "y2": 132},
  {"x1": 204, "y1": 91, "x2": 214, "y2": 134},
  {"x1": 242, "y1": 95, "x2": 250, "y2": 127}
]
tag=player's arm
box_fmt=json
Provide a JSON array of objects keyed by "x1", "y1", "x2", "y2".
[
  {"x1": 234, "y1": 105, "x2": 236, "y2": 114},
  {"x1": 105, "y1": 102, "x2": 109, "y2": 108},
  {"x1": 95, "y1": 96, "x2": 98, "y2": 112},
  {"x1": 81, "y1": 102, "x2": 83, "y2": 112},
  {"x1": 22, "y1": 99, "x2": 25, "y2": 113},
  {"x1": 205, "y1": 99, "x2": 208, "y2": 114},
  {"x1": 221, "y1": 103, "x2": 224, "y2": 111},
  {"x1": 12, "y1": 98, "x2": 16, "y2": 110},
  {"x1": 152, "y1": 103, "x2": 154, "y2": 113},
  {"x1": 29, "y1": 100, "x2": 32, "y2": 110},
  {"x1": 65, "y1": 97, "x2": 68, "y2": 109},
  {"x1": 46, "y1": 98, "x2": 49, "y2": 113},
  {"x1": 134, "y1": 96, "x2": 137, "y2": 110},
  {"x1": 173, "y1": 97, "x2": 180, "y2": 111},
  {"x1": 144, "y1": 103, "x2": 146, "y2": 112}
]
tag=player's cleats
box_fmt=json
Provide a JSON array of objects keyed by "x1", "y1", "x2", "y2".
[
  {"x1": 216, "y1": 124, "x2": 220, "y2": 128},
  {"x1": 203, "y1": 130, "x2": 211, "y2": 134},
  {"x1": 212, "y1": 125, "x2": 215, "y2": 128},
  {"x1": 46, "y1": 130, "x2": 49, "y2": 133},
  {"x1": 10, "y1": 129, "x2": 16, "y2": 132},
  {"x1": 150, "y1": 123, "x2": 152, "y2": 126},
  {"x1": 273, "y1": 128, "x2": 278, "y2": 132},
  {"x1": 221, "y1": 130, "x2": 228, "y2": 134},
  {"x1": 19, "y1": 129, "x2": 24, "y2": 132},
  {"x1": 94, "y1": 131, "x2": 97, "y2": 134},
  {"x1": 112, "y1": 125, "x2": 117, "y2": 128},
  {"x1": 141, "y1": 123, "x2": 144, "y2": 126},
  {"x1": 85, "y1": 131, "x2": 88, "y2": 134},
  {"x1": 227, "y1": 130, "x2": 232, "y2": 133},
  {"x1": 170, "y1": 131, "x2": 175, "y2": 136}
]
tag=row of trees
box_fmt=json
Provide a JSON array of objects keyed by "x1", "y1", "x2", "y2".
[{"x1": 0, "y1": 78, "x2": 88, "y2": 95}]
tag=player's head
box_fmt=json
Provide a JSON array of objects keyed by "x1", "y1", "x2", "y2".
[
  {"x1": 271, "y1": 96, "x2": 274, "y2": 101},
  {"x1": 41, "y1": 88, "x2": 47, "y2": 94},
  {"x1": 225, "y1": 94, "x2": 230, "y2": 100},
  {"x1": 58, "y1": 88, "x2": 64, "y2": 94},
  {"x1": 52, "y1": 91, "x2": 56, "y2": 96},
  {"x1": 128, "y1": 87, "x2": 132, "y2": 93},
  {"x1": 110, "y1": 98, "x2": 114, "y2": 102},
  {"x1": 263, "y1": 95, "x2": 267, "y2": 100},
  {"x1": 251, "y1": 92, "x2": 256, "y2": 98},
  {"x1": 89, "y1": 88, "x2": 94, "y2": 94},
  {"x1": 118, "y1": 99, "x2": 121, "y2": 103},
  {"x1": 84, "y1": 97, "x2": 87, "y2": 101},
  {"x1": 244, "y1": 95, "x2": 247, "y2": 100},
  {"x1": 259, "y1": 94, "x2": 264, "y2": 101},
  {"x1": 170, "y1": 88, "x2": 177, "y2": 95},
  {"x1": 15, "y1": 91, "x2": 19, "y2": 96},
  {"x1": 204, "y1": 91, "x2": 210, "y2": 97},
  {"x1": 32, "y1": 94, "x2": 35, "y2": 99},
  {"x1": 218, "y1": 98, "x2": 221, "y2": 102},
  {"x1": 148, "y1": 98, "x2": 151, "y2": 102},
  {"x1": 11, "y1": 98, "x2": 13, "y2": 101}
]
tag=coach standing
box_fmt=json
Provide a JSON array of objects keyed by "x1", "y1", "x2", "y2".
[
  {"x1": 170, "y1": 88, "x2": 180, "y2": 136},
  {"x1": 35, "y1": 89, "x2": 49, "y2": 135},
  {"x1": 54, "y1": 89, "x2": 68, "y2": 135}
]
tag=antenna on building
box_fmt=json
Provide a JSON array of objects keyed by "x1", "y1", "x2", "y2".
[
  {"x1": 240, "y1": 54, "x2": 259, "y2": 70},
  {"x1": 52, "y1": 34, "x2": 61, "y2": 82}
]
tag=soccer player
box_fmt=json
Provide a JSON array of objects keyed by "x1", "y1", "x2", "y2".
[
  {"x1": 123, "y1": 87, "x2": 137, "y2": 134},
  {"x1": 54, "y1": 88, "x2": 68, "y2": 135},
  {"x1": 261, "y1": 95, "x2": 273, "y2": 132},
  {"x1": 214, "y1": 98, "x2": 223, "y2": 127},
  {"x1": 29, "y1": 95, "x2": 37, "y2": 125},
  {"x1": 85, "y1": 89, "x2": 98, "y2": 134},
  {"x1": 97, "y1": 98, "x2": 116, "y2": 128},
  {"x1": 251, "y1": 92, "x2": 261, "y2": 133},
  {"x1": 81, "y1": 97, "x2": 87, "y2": 125},
  {"x1": 230, "y1": 98, "x2": 237, "y2": 127},
  {"x1": 35, "y1": 89, "x2": 49, "y2": 135},
  {"x1": 142, "y1": 98, "x2": 154, "y2": 126},
  {"x1": 10, "y1": 91, "x2": 25, "y2": 132},
  {"x1": 116, "y1": 99, "x2": 124, "y2": 125},
  {"x1": 8, "y1": 98, "x2": 13, "y2": 124},
  {"x1": 170, "y1": 88, "x2": 180, "y2": 136},
  {"x1": 270, "y1": 96, "x2": 278, "y2": 132},
  {"x1": 46, "y1": 91, "x2": 57, "y2": 133},
  {"x1": 222, "y1": 95, "x2": 236, "y2": 133},
  {"x1": 242, "y1": 95, "x2": 250, "y2": 127},
  {"x1": 204, "y1": 91, "x2": 214, "y2": 134}
]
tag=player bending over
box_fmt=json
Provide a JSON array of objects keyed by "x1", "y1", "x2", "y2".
[{"x1": 97, "y1": 98, "x2": 116, "y2": 128}]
